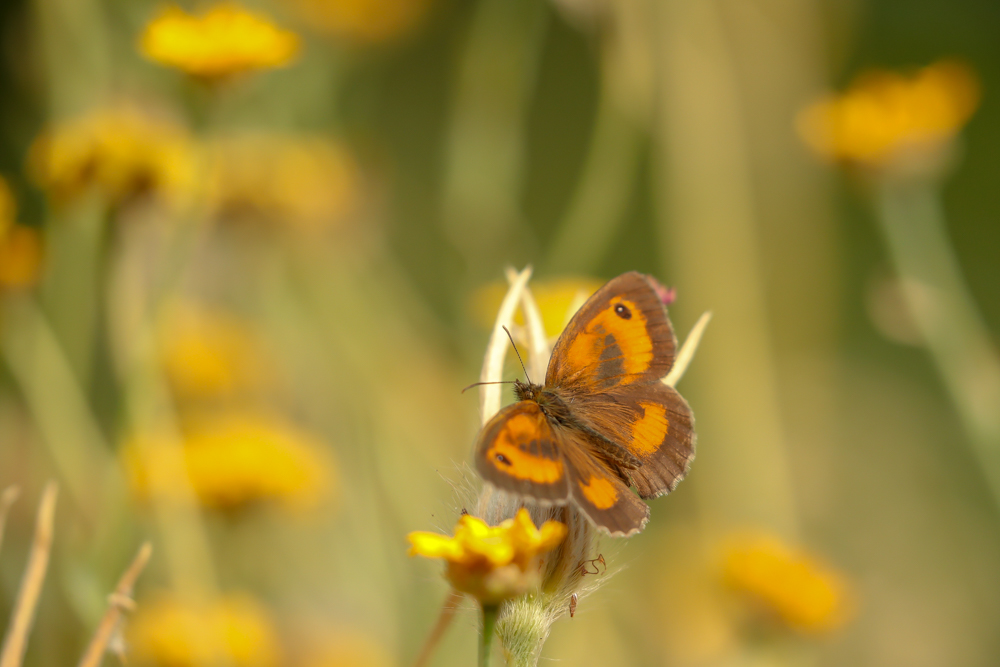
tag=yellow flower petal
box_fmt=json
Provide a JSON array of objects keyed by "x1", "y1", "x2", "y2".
[
  {"x1": 536, "y1": 520, "x2": 570, "y2": 552},
  {"x1": 124, "y1": 413, "x2": 336, "y2": 513},
  {"x1": 796, "y1": 59, "x2": 979, "y2": 168},
  {"x1": 140, "y1": 3, "x2": 300, "y2": 78},
  {"x1": 407, "y1": 531, "x2": 463, "y2": 560},
  {"x1": 722, "y1": 532, "x2": 854, "y2": 634},
  {"x1": 0, "y1": 226, "x2": 43, "y2": 289},
  {"x1": 28, "y1": 104, "x2": 198, "y2": 206},
  {"x1": 406, "y1": 508, "x2": 567, "y2": 604},
  {"x1": 128, "y1": 592, "x2": 281, "y2": 667}
]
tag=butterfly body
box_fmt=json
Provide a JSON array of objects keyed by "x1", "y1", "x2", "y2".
[{"x1": 475, "y1": 272, "x2": 696, "y2": 537}]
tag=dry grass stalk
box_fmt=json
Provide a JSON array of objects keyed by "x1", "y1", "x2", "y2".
[
  {"x1": 76, "y1": 541, "x2": 153, "y2": 667},
  {"x1": 0, "y1": 482, "x2": 58, "y2": 667},
  {"x1": 0, "y1": 486, "x2": 21, "y2": 556},
  {"x1": 664, "y1": 311, "x2": 713, "y2": 388}
]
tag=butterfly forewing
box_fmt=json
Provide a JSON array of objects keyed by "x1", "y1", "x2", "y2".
[
  {"x1": 546, "y1": 272, "x2": 677, "y2": 391},
  {"x1": 474, "y1": 401, "x2": 570, "y2": 503}
]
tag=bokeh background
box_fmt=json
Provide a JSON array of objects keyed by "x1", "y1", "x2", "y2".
[{"x1": 1, "y1": 0, "x2": 999, "y2": 665}]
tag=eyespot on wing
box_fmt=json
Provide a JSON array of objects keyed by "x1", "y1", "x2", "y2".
[
  {"x1": 474, "y1": 401, "x2": 570, "y2": 502},
  {"x1": 547, "y1": 272, "x2": 677, "y2": 391}
]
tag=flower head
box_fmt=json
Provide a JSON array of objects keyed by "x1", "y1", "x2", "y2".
[
  {"x1": 140, "y1": 4, "x2": 300, "y2": 78},
  {"x1": 0, "y1": 226, "x2": 44, "y2": 289},
  {"x1": 722, "y1": 532, "x2": 854, "y2": 635},
  {"x1": 797, "y1": 60, "x2": 979, "y2": 170},
  {"x1": 127, "y1": 592, "x2": 281, "y2": 667},
  {"x1": 204, "y1": 133, "x2": 360, "y2": 232},
  {"x1": 28, "y1": 104, "x2": 198, "y2": 206},
  {"x1": 408, "y1": 508, "x2": 568, "y2": 604},
  {"x1": 0, "y1": 177, "x2": 43, "y2": 289},
  {"x1": 158, "y1": 301, "x2": 273, "y2": 400},
  {"x1": 124, "y1": 412, "x2": 335, "y2": 512}
]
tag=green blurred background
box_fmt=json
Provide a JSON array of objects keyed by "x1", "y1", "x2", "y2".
[{"x1": 1, "y1": 0, "x2": 999, "y2": 665}]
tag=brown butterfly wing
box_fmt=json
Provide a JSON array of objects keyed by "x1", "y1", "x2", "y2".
[
  {"x1": 571, "y1": 382, "x2": 695, "y2": 499},
  {"x1": 546, "y1": 272, "x2": 677, "y2": 390},
  {"x1": 546, "y1": 271, "x2": 695, "y2": 500},
  {"x1": 561, "y1": 431, "x2": 650, "y2": 537},
  {"x1": 474, "y1": 401, "x2": 570, "y2": 503}
]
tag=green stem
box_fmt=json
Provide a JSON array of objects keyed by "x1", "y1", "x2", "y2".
[
  {"x1": 876, "y1": 180, "x2": 1000, "y2": 512},
  {"x1": 545, "y1": 88, "x2": 643, "y2": 274},
  {"x1": 479, "y1": 604, "x2": 498, "y2": 667}
]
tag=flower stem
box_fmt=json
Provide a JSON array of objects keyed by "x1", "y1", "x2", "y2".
[
  {"x1": 877, "y1": 181, "x2": 1000, "y2": 512},
  {"x1": 479, "y1": 604, "x2": 498, "y2": 667}
]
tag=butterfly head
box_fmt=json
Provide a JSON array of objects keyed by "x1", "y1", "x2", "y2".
[{"x1": 513, "y1": 378, "x2": 543, "y2": 403}]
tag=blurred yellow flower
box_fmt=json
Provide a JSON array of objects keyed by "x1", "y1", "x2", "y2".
[
  {"x1": 0, "y1": 178, "x2": 43, "y2": 289},
  {"x1": 124, "y1": 412, "x2": 335, "y2": 512},
  {"x1": 140, "y1": 4, "x2": 300, "y2": 78},
  {"x1": 205, "y1": 133, "x2": 361, "y2": 232},
  {"x1": 0, "y1": 225, "x2": 44, "y2": 289},
  {"x1": 128, "y1": 592, "x2": 281, "y2": 667},
  {"x1": 408, "y1": 508, "x2": 567, "y2": 604},
  {"x1": 28, "y1": 105, "x2": 198, "y2": 206},
  {"x1": 797, "y1": 60, "x2": 979, "y2": 169},
  {"x1": 472, "y1": 277, "x2": 603, "y2": 340},
  {"x1": 298, "y1": 633, "x2": 392, "y2": 667},
  {"x1": 159, "y1": 302, "x2": 272, "y2": 400},
  {"x1": 291, "y1": 0, "x2": 432, "y2": 43},
  {"x1": 722, "y1": 532, "x2": 854, "y2": 635}
]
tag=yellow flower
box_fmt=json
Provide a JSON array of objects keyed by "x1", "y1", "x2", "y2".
[
  {"x1": 0, "y1": 225, "x2": 44, "y2": 289},
  {"x1": 28, "y1": 105, "x2": 198, "y2": 206},
  {"x1": 159, "y1": 302, "x2": 272, "y2": 400},
  {"x1": 204, "y1": 133, "x2": 361, "y2": 232},
  {"x1": 298, "y1": 633, "x2": 392, "y2": 667},
  {"x1": 0, "y1": 178, "x2": 43, "y2": 289},
  {"x1": 140, "y1": 4, "x2": 300, "y2": 78},
  {"x1": 797, "y1": 60, "x2": 979, "y2": 169},
  {"x1": 127, "y1": 592, "x2": 281, "y2": 667},
  {"x1": 722, "y1": 532, "x2": 854, "y2": 634},
  {"x1": 124, "y1": 412, "x2": 335, "y2": 512},
  {"x1": 408, "y1": 508, "x2": 568, "y2": 604},
  {"x1": 290, "y1": 0, "x2": 432, "y2": 43},
  {"x1": 472, "y1": 277, "x2": 603, "y2": 340}
]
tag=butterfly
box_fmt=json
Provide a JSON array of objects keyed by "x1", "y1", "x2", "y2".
[{"x1": 474, "y1": 272, "x2": 696, "y2": 537}]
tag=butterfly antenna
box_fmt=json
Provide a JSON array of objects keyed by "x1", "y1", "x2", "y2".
[
  {"x1": 502, "y1": 326, "x2": 532, "y2": 384},
  {"x1": 461, "y1": 380, "x2": 515, "y2": 394}
]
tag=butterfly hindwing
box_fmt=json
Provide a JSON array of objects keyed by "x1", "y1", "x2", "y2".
[
  {"x1": 474, "y1": 401, "x2": 569, "y2": 503},
  {"x1": 546, "y1": 272, "x2": 676, "y2": 391},
  {"x1": 561, "y1": 432, "x2": 650, "y2": 537},
  {"x1": 571, "y1": 382, "x2": 695, "y2": 499}
]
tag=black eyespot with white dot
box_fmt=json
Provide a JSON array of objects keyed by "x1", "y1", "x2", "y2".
[
  {"x1": 495, "y1": 453, "x2": 512, "y2": 466},
  {"x1": 614, "y1": 303, "x2": 632, "y2": 319}
]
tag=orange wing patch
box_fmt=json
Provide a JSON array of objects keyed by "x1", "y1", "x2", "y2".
[
  {"x1": 484, "y1": 412, "x2": 564, "y2": 484},
  {"x1": 562, "y1": 297, "x2": 653, "y2": 385},
  {"x1": 475, "y1": 402, "x2": 570, "y2": 503},
  {"x1": 629, "y1": 401, "x2": 669, "y2": 457},
  {"x1": 579, "y1": 474, "x2": 619, "y2": 509}
]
